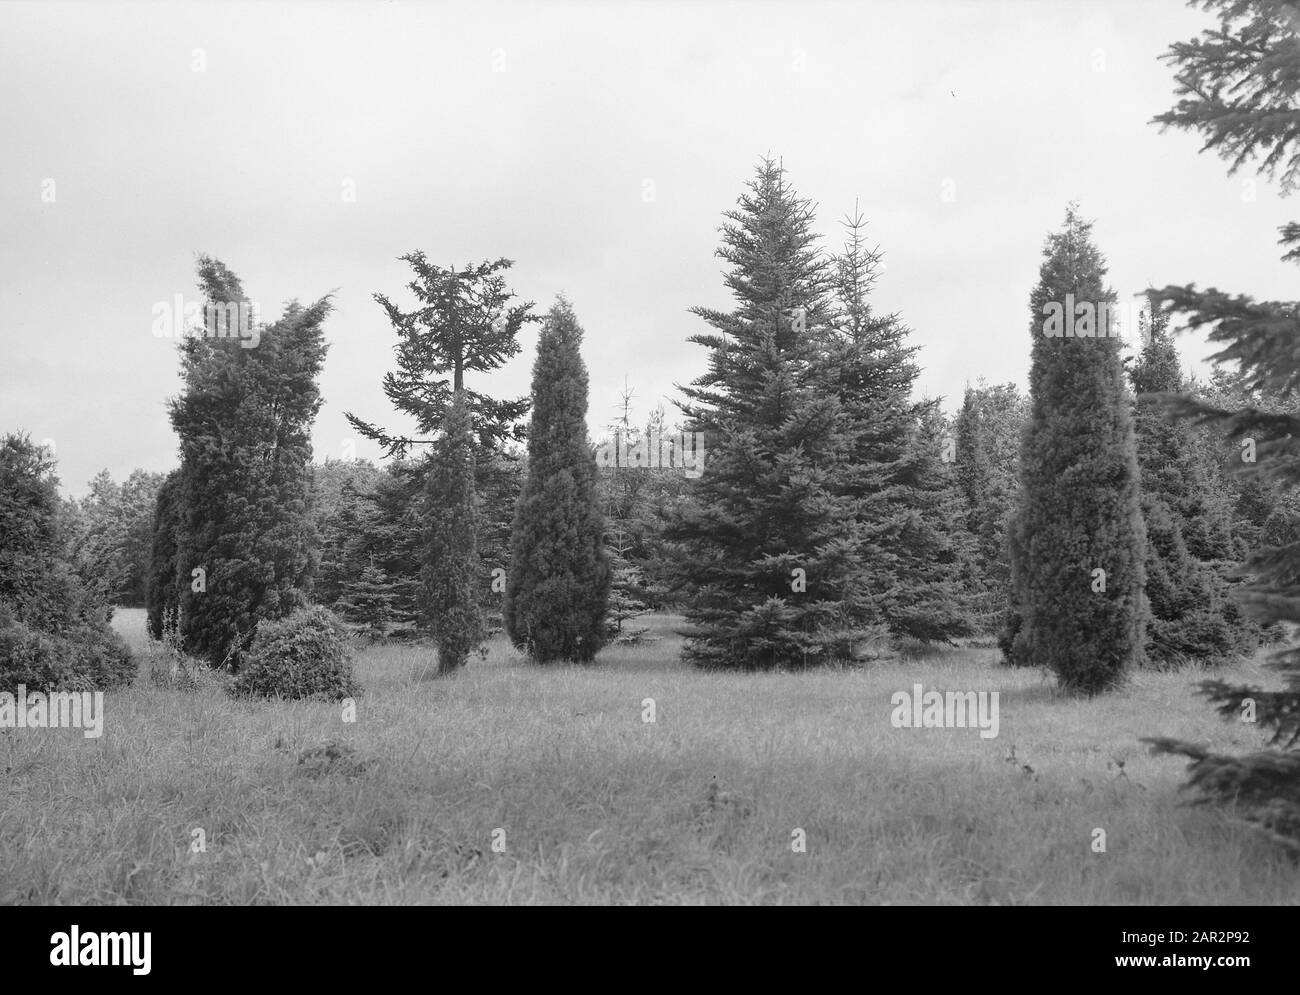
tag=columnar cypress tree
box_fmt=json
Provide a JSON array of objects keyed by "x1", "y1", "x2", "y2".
[
  {"x1": 168, "y1": 257, "x2": 330, "y2": 667},
  {"x1": 1006, "y1": 205, "x2": 1147, "y2": 693},
  {"x1": 505, "y1": 297, "x2": 610, "y2": 663},
  {"x1": 422, "y1": 393, "x2": 485, "y2": 673},
  {"x1": 1129, "y1": 298, "x2": 1251, "y2": 664}
]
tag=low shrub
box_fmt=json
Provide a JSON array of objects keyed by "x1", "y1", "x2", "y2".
[{"x1": 229, "y1": 606, "x2": 360, "y2": 701}]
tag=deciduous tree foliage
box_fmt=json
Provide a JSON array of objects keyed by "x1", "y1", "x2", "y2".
[
  {"x1": 1005, "y1": 205, "x2": 1148, "y2": 692},
  {"x1": 505, "y1": 298, "x2": 610, "y2": 663},
  {"x1": 0, "y1": 434, "x2": 134, "y2": 692}
]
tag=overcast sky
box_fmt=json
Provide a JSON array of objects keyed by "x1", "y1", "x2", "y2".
[{"x1": 2, "y1": 0, "x2": 1297, "y2": 497}]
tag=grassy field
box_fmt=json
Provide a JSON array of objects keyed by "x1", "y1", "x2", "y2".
[{"x1": 2, "y1": 608, "x2": 1296, "y2": 905}]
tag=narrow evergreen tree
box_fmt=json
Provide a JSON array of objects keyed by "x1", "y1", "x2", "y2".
[
  {"x1": 1006, "y1": 205, "x2": 1147, "y2": 693},
  {"x1": 505, "y1": 298, "x2": 610, "y2": 663},
  {"x1": 422, "y1": 393, "x2": 485, "y2": 673},
  {"x1": 167, "y1": 257, "x2": 330, "y2": 667}
]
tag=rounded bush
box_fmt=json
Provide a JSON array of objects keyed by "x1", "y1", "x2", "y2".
[{"x1": 229, "y1": 606, "x2": 360, "y2": 701}]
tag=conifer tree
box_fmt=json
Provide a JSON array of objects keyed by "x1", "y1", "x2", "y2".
[
  {"x1": 822, "y1": 205, "x2": 975, "y2": 645},
  {"x1": 422, "y1": 393, "x2": 485, "y2": 673},
  {"x1": 1129, "y1": 298, "x2": 1252, "y2": 664},
  {"x1": 336, "y1": 557, "x2": 399, "y2": 640},
  {"x1": 1006, "y1": 205, "x2": 1147, "y2": 693},
  {"x1": 954, "y1": 381, "x2": 1027, "y2": 634},
  {"x1": 667, "y1": 159, "x2": 876, "y2": 667},
  {"x1": 1144, "y1": 0, "x2": 1300, "y2": 845},
  {"x1": 346, "y1": 254, "x2": 535, "y2": 658},
  {"x1": 167, "y1": 257, "x2": 329, "y2": 667},
  {"x1": 505, "y1": 298, "x2": 610, "y2": 663}
]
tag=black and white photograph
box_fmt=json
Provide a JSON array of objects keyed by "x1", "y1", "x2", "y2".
[{"x1": 0, "y1": 0, "x2": 1297, "y2": 939}]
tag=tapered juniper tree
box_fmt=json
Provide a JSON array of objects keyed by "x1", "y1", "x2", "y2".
[
  {"x1": 505, "y1": 298, "x2": 610, "y2": 663},
  {"x1": 422, "y1": 393, "x2": 485, "y2": 672},
  {"x1": 1005, "y1": 206, "x2": 1147, "y2": 692},
  {"x1": 166, "y1": 257, "x2": 329, "y2": 667}
]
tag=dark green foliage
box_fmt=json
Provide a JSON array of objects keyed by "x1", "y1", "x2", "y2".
[
  {"x1": 1129, "y1": 300, "x2": 1253, "y2": 665},
  {"x1": 0, "y1": 434, "x2": 134, "y2": 693},
  {"x1": 668, "y1": 172, "x2": 971, "y2": 668},
  {"x1": 347, "y1": 253, "x2": 535, "y2": 656},
  {"x1": 312, "y1": 460, "x2": 384, "y2": 606},
  {"x1": 0, "y1": 604, "x2": 135, "y2": 693},
  {"x1": 505, "y1": 298, "x2": 611, "y2": 663},
  {"x1": 145, "y1": 469, "x2": 184, "y2": 640},
  {"x1": 345, "y1": 254, "x2": 536, "y2": 458},
  {"x1": 421, "y1": 394, "x2": 486, "y2": 673},
  {"x1": 1144, "y1": 0, "x2": 1300, "y2": 846},
  {"x1": 228, "y1": 605, "x2": 360, "y2": 701},
  {"x1": 167, "y1": 257, "x2": 330, "y2": 668},
  {"x1": 335, "y1": 559, "x2": 400, "y2": 640},
  {"x1": 667, "y1": 164, "x2": 873, "y2": 668},
  {"x1": 1006, "y1": 205, "x2": 1147, "y2": 693},
  {"x1": 954, "y1": 381, "x2": 1027, "y2": 634}
]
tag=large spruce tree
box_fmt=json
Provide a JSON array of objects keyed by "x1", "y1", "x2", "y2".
[
  {"x1": 505, "y1": 297, "x2": 610, "y2": 663},
  {"x1": 668, "y1": 159, "x2": 876, "y2": 668},
  {"x1": 166, "y1": 258, "x2": 329, "y2": 667},
  {"x1": 823, "y1": 207, "x2": 975, "y2": 644},
  {"x1": 1006, "y1": 205, "x2": 1147, "y2": 693}
]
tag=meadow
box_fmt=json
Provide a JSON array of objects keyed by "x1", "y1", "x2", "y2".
[{"x1": 1, "y1": 609, "x2": 1296, "y2": 905}]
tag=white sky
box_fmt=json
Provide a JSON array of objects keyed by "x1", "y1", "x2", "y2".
[{"x1": 2, "y1": 0, "x2": 1297, "y2": 496}]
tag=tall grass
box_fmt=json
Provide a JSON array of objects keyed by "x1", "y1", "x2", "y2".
[{"x1": 1, "y1": 608, "x2": 1294, "y2": 904}]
